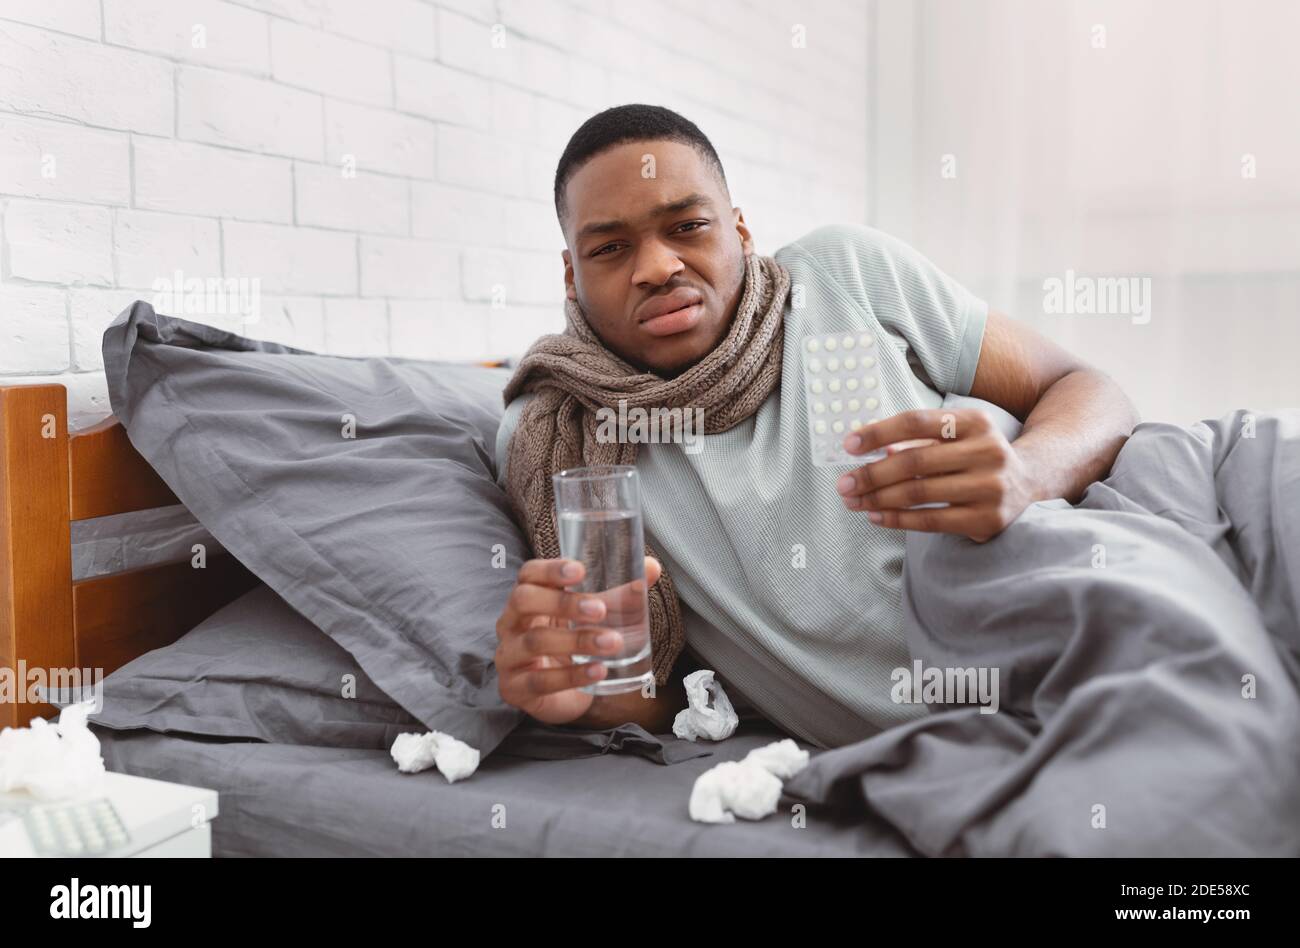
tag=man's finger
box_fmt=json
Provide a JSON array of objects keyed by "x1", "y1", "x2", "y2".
[
  {"x1": 836, "y1": 438, "x2": 980, "y2": 496},
  {"x1": 517, "y1": 557, "x2": 585, "y2": 589},
  {"x1": 498, "y1": 583, "x2": 606, "y2": 632},
  {"x1": 885, "y1": 437, "x2": 940, "y2": 454},
  {"x1": 511, "y1": 659, "x2": 608, "y2": 697},
  {"x1": 843, "y1": 409, "x2": 950, "y2": 455},
  {"x1": 848, "y1": 474, "x2": 996, "y2": 511},
  {"x1": 498, "y1": 622, "x2": 624, "y2": 668},
  {"x1": 866, "y1": 504, "x2": 986, "y2": 535}
]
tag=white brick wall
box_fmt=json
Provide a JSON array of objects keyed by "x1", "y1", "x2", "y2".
[{"x1": 0, "y1": 0, "x2": 871, "y2": 426}]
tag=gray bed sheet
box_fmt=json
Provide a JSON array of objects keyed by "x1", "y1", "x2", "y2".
[{"x1": 93, "y1": 721, "x2": 917, "y2": 857}]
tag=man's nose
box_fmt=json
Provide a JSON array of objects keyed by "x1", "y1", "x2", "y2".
[{"x1": 630, "y1": 240, "x2": 685, "y2": 287}]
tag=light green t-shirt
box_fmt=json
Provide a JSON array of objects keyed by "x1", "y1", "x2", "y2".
[{"x1": 496, "y1": 224, "x2": 990, "y2": 748}]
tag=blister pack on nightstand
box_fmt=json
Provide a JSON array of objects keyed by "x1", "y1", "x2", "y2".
[
  {"x1": 801, "y1": 331, "x2": 888, "y2": 468},
  {"x1": 17, "y1": 797, "x2": 130, "y2": 856}
]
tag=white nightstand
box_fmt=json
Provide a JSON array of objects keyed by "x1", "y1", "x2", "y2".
[{"x1": 0, "y1": 772, "x2": 218, "y2": 858}]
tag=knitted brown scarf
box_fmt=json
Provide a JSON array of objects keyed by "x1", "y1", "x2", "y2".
[{"x1": 500, "y1": 252, "x2": 791, "y2": 686}]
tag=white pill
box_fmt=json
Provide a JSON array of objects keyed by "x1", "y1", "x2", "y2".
[
  {"x1": 843, "y1": 356, "x2": 857, "y2": 370},
  {"x1": 858, "y1": 333, "x2": 874, "y2": 347},
  {"x1": 842, "y1": 334, "x2": 855, "y2": 349},
  {"x1": 849, "y1": 418, "x2": 862, "y2": 431},
  {"x1": 863, "y1": 376, "x2": 877, "y2": 389},
  {"x1": 828, "y1": 379, "x2": 841, "y2": 392},
  {"x1": 809, "y1": 379, "x2": 823, "y2": 393},
  {"x1": 861, "y1": 356, "x2": 875, "y2": 369},
  {"x1": 814, "y1": 420, "x2": 827, "y2": 434},
  {"x1": 865, "y1": 397, "x2": 879, "y2": 410},
  {"x1": 808, "y1": 358, "x2": 821, "y2": 373},
  {"x1": 825, "y1": 337, "x2": 838, "y2": 351},
  {"x1": 847, "y1": 398, "x2": 861, "y2": 411},
  {"x1": 813, "y1": 401, "x2": 826, "y2": 413},
  {"x1": 807, "y1": 338, "x2": 820, "y2": 352},
  {"x1": 845, "y1": 377, "x2": 859, "y2": 391},
  {"x1": 832, "y1": 420, "x2": 844, "y2": 433},
  {"x1": 826, "y1": 357, "x2": 840, "y2": 372},
  {"x1": 830, "y1": 399, "x2": 843, "y2": 413}
]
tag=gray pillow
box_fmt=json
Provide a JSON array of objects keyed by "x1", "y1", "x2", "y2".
[
  {"x1": 102, "y1": 302, "x2": 527, "y2": 758},
  {"x1": 82, "y1": 582, "x2": 714, "y2": 766},
  {"x1": 90, "y1": 584, "x2": 424, "y2": 749}
]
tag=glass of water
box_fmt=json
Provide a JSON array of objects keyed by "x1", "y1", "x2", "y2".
[{"x1": 551, "y1": 465, "x2": 653, "y2": 696}]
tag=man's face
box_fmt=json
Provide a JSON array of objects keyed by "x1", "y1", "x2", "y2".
[{"x1": 560, "y1": 139, "x2": 754, "y2": 376}]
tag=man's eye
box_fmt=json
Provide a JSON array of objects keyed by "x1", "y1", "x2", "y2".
[
  {"x1": 592, "y1": 243, "x2": 620, "y2": 257},
  {"x1": 677, "y1": 221, "x2": 706, "y2": 233}
]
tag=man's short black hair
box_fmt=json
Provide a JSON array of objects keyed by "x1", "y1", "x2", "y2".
[{"x1": 553, "y1": 103, "x2": 729, "y2": 225}]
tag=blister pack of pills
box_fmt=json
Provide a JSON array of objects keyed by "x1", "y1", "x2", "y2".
[
  {"x1": 801, "y1": 331, "x2": 888, "y2": 467},
  {"x1": 18, "y1": 797, "x2": 130, "y2": 856}
]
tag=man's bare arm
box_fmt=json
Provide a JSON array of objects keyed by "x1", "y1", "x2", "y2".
[{"x1": 968, "y1": 309, "x2": 1139, "y2": 504}]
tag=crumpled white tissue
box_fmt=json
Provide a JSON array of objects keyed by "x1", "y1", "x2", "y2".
[
  {"x1": 741, "y1": 738, "x2": 810, "y2": 780},
  {"x1": 0, "y1": 700, "x2": 107, "y2": 801},
  {"x1": 390, "y1": 730, "x2": 480, "y2": 783},
  {"x1": 688, "y1": 739, "x2": 810, "y2": 824},
  {"x1": 672, "y1": 669, "x2": 739, "y2": 742}
]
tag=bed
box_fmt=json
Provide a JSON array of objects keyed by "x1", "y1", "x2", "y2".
[
  {"x1": 1, "y1": 379, "x2": 912, "y2": 857},
  {"x1": 6, "y1": 298, "x2": 1299, "y2": 858}
]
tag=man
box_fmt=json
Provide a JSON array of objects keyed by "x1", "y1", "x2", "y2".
[{"x1": 492, "y1": 104, "x2": 1138, "y2": 748}]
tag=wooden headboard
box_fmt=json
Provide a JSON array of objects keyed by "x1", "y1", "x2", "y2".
[{"x1": 0, "y1": 383, "x2": 258, "y2": 729}]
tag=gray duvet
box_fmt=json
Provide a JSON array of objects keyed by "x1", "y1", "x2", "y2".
[{"x1": 782, "y1": 409, "x2": 1300, "y2": 856}]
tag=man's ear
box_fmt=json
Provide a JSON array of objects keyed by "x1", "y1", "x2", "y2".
[
  {"x1": 734, "y1": 209, "x2": 754, "y2": 256},
  {"x1": 561, "y1": 248, "x2": 577, "y2": 300}
]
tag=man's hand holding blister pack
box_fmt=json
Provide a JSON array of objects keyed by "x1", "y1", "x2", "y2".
[
  {"x1": 834, "y1": 406, "x2": 1042, "y2": 543},
  {"x1": 799, "y1": 331, "x2": 1037, "y2": 543}
]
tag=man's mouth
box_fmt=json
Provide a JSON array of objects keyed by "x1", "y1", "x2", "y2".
[
  {"x1": 640, "y1": 301, "x2": 704, "y2": 337},
  {"x1": 638, "y1": 288, "x2": 705, "y2": 337}
]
